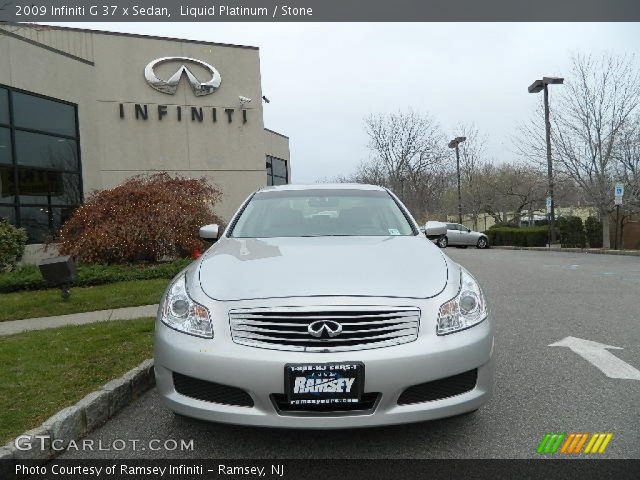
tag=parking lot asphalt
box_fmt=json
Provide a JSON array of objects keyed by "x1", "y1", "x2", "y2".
[{"x1": 61, "y1": 248, "x2": 640, "y2": 459}]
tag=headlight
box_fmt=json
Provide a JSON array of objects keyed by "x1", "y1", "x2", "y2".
[
  {"x1": 437, "y1": 268, "x2": 487, "y2": 335},
  {"x1": 161, "y1": 274, "x2": 213, "y2": 338}
]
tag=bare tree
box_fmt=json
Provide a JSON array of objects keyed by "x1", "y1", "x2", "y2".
[
  {"x1": 454, "y1": 123, "x2": 488, "y2": 229},
  {"x1": 467, "y1": 163, "x2": 546, "y2": 226},
  {"x1": 362, "y1": 110, "x2": 448, "y2": 219},
  {"x1": 517, "y1": 53, "x2": 640, "y2": 247}
]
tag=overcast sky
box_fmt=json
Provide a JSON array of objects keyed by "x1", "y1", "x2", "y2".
[{"x1": 53, "y1": 22, "x2": 640, "y2": 183}]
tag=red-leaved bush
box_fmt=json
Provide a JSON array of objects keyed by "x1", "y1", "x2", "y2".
[{"x1": 57, "y1": 173, "x2": 222, "y2": 263}]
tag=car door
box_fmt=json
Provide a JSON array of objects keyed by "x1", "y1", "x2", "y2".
[
  {"x1": 446, "y1": 223, "x2": 461, "y2": 245},
  {"x1": 459, "y1": 225, "x2": 474, "y2": 245},
  {"x1": 466, "y1": 229, "x2": 481, "y2": 245}
]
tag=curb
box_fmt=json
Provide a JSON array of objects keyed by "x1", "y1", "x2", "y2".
[
  {"x1": 493, "y1": 246, "x2": 640, "y2": 257},
  {"x1": 1, "y1": 358, "x2": 155, "y2": 462}
]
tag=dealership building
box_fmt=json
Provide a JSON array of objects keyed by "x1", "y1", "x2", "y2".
[{"x1": 0, "y1": 24, "x2": 290, "y2": 255}]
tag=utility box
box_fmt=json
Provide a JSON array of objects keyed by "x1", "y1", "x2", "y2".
[{"x1": 38, "y1": 256, "x2": 76, "y2": 285}]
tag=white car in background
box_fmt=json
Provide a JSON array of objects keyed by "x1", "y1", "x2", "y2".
[{"x1": 424, "y1": 221, "x2": 488, "y2": 249}]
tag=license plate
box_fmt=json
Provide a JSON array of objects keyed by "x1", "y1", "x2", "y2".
[{"x1": 285, "y1": 362, "x2": 364, "y2": 406}]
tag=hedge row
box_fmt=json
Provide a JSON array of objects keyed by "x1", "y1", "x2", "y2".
[
  {"x1": 0, "y1": 258, "x2": 191, "y2": 293},
  {"x1": 484, "y1": 227, "x2": 548, "y2": 247},
  {"x1": 557, "y1": 216, "x2": 586, "y2": 248},
  {"x1": 585, "y1": 217, "x2": 603, "y2": 248},
  {"x1": 486, "y1": 216, "x2": 604, "y2": 248}
]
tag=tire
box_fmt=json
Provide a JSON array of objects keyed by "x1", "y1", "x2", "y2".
[
  {"x1": 437, "y1": 236, "x2": 448, "y2": 248},
  {"x1": 476, "y1": 237, "x2": 488, "y2": 249}
]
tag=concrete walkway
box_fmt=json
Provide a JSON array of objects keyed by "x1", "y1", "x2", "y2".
[{"x1": 0, "y1": 304, "x2": 158, "y2": 336}]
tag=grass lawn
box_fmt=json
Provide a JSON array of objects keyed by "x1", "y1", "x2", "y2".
[
  {"x1": 0, "y1": 279, "x2": 167, "y2": 322},
  {"x1": 0, "y1": 318, "x2": 154, "y2": 444}
]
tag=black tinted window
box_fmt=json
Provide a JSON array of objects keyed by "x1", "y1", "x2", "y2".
[
  {"x1": 0, "y1": 128, "x2": 11, "y2": 165},
  {"x1": 12, "y1": 92, "x2": 77, "y2": 137},
  {"x1": 15, "y1": 131, "x2": 79, "y2": 171},
  {"x1": 0, "y1": 88, "x2": 8, "y2": 125},
  {"x1": 0, "y1": 87, "x2": 82, "y2": 243},
  {"x1": 17, "y1": 169, "x2": 82, "y2": 205},
  {"x1": 266, "y1": 155, "x2": 288, "y2": 186}
]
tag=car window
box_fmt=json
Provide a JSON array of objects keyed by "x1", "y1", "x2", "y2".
[
  {"x1": 231, "y1": 189, "x2": 415, "y2": 238},
  {"x1": 446, "y1": 223, "x2": 458, "y2": 230}
]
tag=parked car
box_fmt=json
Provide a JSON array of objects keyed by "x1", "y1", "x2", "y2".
[
  {"x1": 155, "y1": 184, "x2": 494, "y2": 428},
  {"x1": 435, "y1": 223, "x2": 489, "y2": 249}
]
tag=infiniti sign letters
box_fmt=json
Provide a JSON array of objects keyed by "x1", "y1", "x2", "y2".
[{"x1": 144, "y1": 57, "x2": 222, "y2": 96}]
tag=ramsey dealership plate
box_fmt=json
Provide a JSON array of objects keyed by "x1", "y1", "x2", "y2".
[{"x1": 285, "y1": 362, "x2": 364, "y2": 405}]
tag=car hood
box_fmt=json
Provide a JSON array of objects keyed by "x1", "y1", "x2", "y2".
[{"x1": 197, "y1": 236, "x2": 449, "y2": 301}]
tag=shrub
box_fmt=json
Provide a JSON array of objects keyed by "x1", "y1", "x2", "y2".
[
  {"x1": 484, "y1": 227, "x2": 548, "y2": 247},
  {"x1": 0, "y1": 258, "x2": 191, "y2": 293},
  {"x1": 56, "y1": 173, "x2": 222, "y2": 263},
  {"x1": 556, "y1": 216, "x2": 586, "y2": 248},
  {"x1": 585, "y1": 216, "x2": 603, "y2": 248},
  {"x1": 0, "y1": 219, "x2": 27, "y2": 272}
]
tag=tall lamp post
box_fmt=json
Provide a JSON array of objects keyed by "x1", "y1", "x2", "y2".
[
  {"x1": 528, "y1": 76, "x2": 564, "y2": 245},
  {"x1": 448, "y1": 136, "x2": 466, "y2": 224}
]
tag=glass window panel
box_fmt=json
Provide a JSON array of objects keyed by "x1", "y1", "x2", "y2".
[
  {"x1": 17, "y1": 169, "x2": 81, "y2": 205},
  {"x1": 0, "y1": 128, "x2": 11, "y2": 165},
  {"x1": 14, "y1": 131, "x2": 79, "y2": 171},
  {"x1": 271, "y1": 158, "x2": 288, "y2": 178},
  {"x1": 0, "y1": 88, "x2": 8, "y2": 125},
  {"x1": 0, "y1": 166, "x2": 16, "y2": 202},
  {"x1": 266, "y1": 157, "x2": 272, "y2": 176},
  {"x1": 272, "y1": 176, "x2": 287, "y2": 186},
  {"x1": 0, "y1": 204, "x2": 16, "y2": 225},
  {"x1": 267, "y1": 175, "x2": 273, "y2": 186},
  {"x1": 19, "y1": 206, "x2": 74, "y2": 243},
  {"x1": 12, "y1": 92, "x2": 76, "y2": 137},
  {"x1": 18, "y1": 205, "x2": 52, "y2": 243}
]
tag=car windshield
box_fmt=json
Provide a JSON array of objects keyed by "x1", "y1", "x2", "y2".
[{"x1": 230, "y1": 188, "x2": 415, "y2": 238}]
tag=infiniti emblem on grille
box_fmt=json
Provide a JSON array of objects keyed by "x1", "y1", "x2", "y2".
[{"x1": 307, "y1": 320, "x2": 342, "y2": 338}]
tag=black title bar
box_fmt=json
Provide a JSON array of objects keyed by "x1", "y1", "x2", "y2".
[
  {"x1": 0, "y1": 0, "x2": 640, "y2": 22},
  {"x1": 3, "y1": 459, "x2": 640, "y2": 480}
]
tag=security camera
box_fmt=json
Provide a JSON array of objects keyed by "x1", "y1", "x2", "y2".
[{"x1": 239, "y1": 96, "x2": 252, "y2": 105}]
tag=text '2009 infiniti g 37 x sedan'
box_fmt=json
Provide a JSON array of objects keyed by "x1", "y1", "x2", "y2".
[{"x1": 154, "y1": 184, "x2": 494, "y2": 428}]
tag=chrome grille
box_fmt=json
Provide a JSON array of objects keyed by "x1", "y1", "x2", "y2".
[{"x1": 229, "y1": 306, "x2": 420, "y2": 352}]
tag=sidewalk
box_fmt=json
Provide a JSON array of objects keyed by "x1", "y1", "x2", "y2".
[{"x1": 0, "y1": 304, "x2": 159, "y2": 336}]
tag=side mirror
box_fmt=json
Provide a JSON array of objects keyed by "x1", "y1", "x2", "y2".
[{"x1": 199, "y1": 224, "x2": 220, "y2": 242}]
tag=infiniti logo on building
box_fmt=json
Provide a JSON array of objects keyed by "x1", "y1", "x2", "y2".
[
  {"x1": 307, "y1": 320, "x2": 343, "y2": 338},
  {"x1": 144, "y1": 57, "x2": 222, "y2": 96}
]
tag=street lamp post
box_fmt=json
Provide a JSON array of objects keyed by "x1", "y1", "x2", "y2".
[
  {"x1": 528, "y1": 76, "x2": 564, "y2": 245},
  {"x1": 448, "y1": 136, "x2": 466, "y2": 224}
]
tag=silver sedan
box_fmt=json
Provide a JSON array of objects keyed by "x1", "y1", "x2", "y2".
[
  {"x1": 436, "y1": 223, "x2": 489, "y2": 249},
  {"x1": 154, "y1": 184, "x2": 494, "y2": 428}
]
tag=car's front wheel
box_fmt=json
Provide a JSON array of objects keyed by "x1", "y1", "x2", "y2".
[
  {"x1": 437, "y1": 236, "x2": 448, "y2": 248},
  {"x1": 476, "y1": 237, "x2": 488, "y2": 249}
]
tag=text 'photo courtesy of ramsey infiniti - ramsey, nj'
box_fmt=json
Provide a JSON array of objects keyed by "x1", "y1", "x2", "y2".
[{"x1": 154, "y1": 184, "x2": 494, "y2": 428}]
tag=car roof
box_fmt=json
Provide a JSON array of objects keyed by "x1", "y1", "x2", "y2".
[{"x1": 259, "y1": 183, "x2": 387, "y2": 192}]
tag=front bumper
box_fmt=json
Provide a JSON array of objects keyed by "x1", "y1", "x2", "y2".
[{"x1": 154, "y1": 304, "x2": 494, "y2": 429}]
